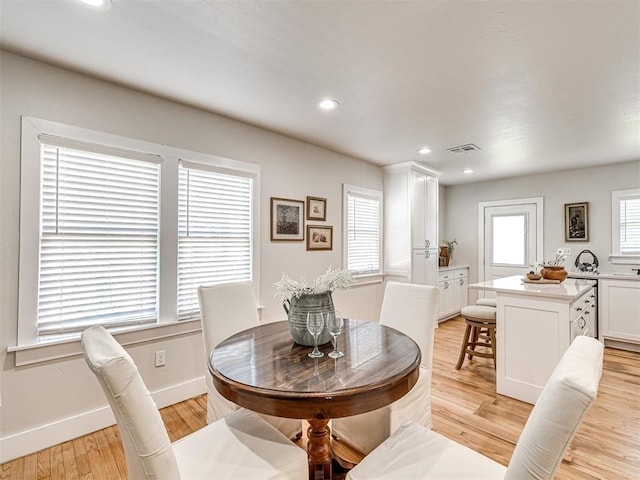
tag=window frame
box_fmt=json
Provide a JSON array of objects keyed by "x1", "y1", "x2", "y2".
[
  {"x1": 611, "y1": 188, "x2": 640, "y2": 265},
  {"x1": 17, "y1": 116, "x2": 260, "y2": 350},
  {"x1": 342, "y1": 183, "x2": 383, "y2": 279}
]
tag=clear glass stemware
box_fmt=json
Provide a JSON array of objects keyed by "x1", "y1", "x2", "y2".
[
  {"x1": 327, "y1": 311, "x2": 344, "y2": 359},
  {"x1": 306, "y1": 311, "x2": 325, "y2": 358}
]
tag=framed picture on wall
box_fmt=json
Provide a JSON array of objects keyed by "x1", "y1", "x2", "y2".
[
  {"x1": 564, "y1": 202, "x2": 589, "y2": 242},
  {"x1": 271, "y1": 197, "x2": 304, "y2": 241},
  {"x1": 306, "y1": 196, "x2": 327, "y2": 221},
  {"x1": 306, "y1": 225, "x2": 333, "y2": 251}
]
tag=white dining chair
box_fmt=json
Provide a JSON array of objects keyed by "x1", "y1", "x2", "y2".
[
  {"x1": 81, "y1": 325, "x2": 308, "y2": 480},
  {"x1": 332, "y1": 281, "x2": 439, "y2": 455},
  {"x1": 346, "y1": 335, "x2": 604, "y2": 480},
  {"x1": 198, "y1": 282, "x2": 302, "y2": 439}
]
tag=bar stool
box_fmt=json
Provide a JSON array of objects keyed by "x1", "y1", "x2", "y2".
[
  {"x1": 456, "y1": 305, "x2": 496, "y2": 370},
  {"x1": 474, "y1": 299, "x2": 496, "y2": 342}
]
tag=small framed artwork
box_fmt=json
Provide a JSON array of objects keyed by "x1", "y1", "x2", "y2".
[
  {"x1": 564, "y1": 202, "x2": 589, "y2": 242},
  {"x1": 271, "y1": 197, "x2": 304, "y2": 241},
  {"x1": 306, "y1": 225, "x2": 333, "y2": 251},
  {"x1": 306, "y1": 196, "x2": 327, "y2": 221}
]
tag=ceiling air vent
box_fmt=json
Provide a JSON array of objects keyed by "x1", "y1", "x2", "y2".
[{"x1": 447, "y1": 143, "x2": 481, "y2": 154}]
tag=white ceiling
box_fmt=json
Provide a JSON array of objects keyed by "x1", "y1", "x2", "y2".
[{"x1": 1, "y1": 0, "x2": 639, "y2": 185}]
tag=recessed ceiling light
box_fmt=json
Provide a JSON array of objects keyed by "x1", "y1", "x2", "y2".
[
  {"x1": 417, "y1": 147, "x2": 432, "y2": 155},
  {"x1": 317, "y1": 99, "x2": 339, "y2": 110},
  {"x1": 79, "y1": 0, "x2": 112, "y2": 10},
  {"x1": 463, "y1": 169, "x2": 474, "y2": 174}
]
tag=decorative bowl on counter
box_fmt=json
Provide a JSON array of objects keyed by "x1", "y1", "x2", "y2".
[
  {"x1": 526, "y1": 272, "x2": 542, "y2": 281},
  {"x1": 541, "y1": 266, "x2": 568, "y2": 282}
]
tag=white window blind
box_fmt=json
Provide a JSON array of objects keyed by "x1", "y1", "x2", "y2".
[
  {"x1": 177, "y1": 162, "x2": 253, "y2": 320},
  {"x1": 620, "y1": 196, "x2": 640, "y2": 254},
  {"x1": 345, "y1": 186, "x2": 382, "y2": 276},
  {"x1": 37, "y1": 142, "x2": 160, "y2": 339}
]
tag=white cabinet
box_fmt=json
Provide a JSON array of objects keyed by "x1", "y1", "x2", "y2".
[
  {"x1": 410, "y1": 170, "x2": 438, "y2": 251},
  {"x1": 438, "y1": 267, "x2": 468, "y2": 320},
  {"x1": 412, "y1": 250, "x2": 439, "y2": 287},
  {"x1": 384, "y1": 162, "x2": 441, "y2": 285},
  {"x1": 600, "y1": 279, "x2": 640, "y2": 348},
  {"x1": 494, "y1": 284, "x2": 595, "y2": 404},
  {"x1": 570, "y1": 288, "x2": 597, "y2": 341}
]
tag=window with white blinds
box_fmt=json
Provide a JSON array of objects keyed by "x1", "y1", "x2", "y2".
[
  {"x1": 177, "y1": 162, "x2": 253, "y2": 320},
  {"x1": 37, "y1": 141, "x2": 160, "y2": 339},
  {"x1": 343, "y1": 184, "x2": 382, "y2": 276},
  {"x1": 613, "y1": 188, "x2": 640, "y2": 255},
  {"x1": 18, "y1": 117, "x2": 261, "y2": 347}
]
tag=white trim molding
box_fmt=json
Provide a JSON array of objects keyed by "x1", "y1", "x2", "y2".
[{"x1": 0, "y1": 377, "x2": 206, "y2": 463}]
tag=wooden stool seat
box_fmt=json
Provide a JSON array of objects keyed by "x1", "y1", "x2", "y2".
[
  {"x1": 456, "y1": 305, "x2": 496, "y2": 370},
  {"x1": 476, "y1": 297, "x2": 497, "y2": 307}
]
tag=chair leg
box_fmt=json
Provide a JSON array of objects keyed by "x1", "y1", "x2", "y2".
[
  {"x1": 468, "y1": 325, "x2": 479, "y2": 360},
  {"x1": 489, "y1": 327, "x2": 497, "y2": 369},
  {"x1": 456, "y1": 324, "x2": 472, "y2": 370}
]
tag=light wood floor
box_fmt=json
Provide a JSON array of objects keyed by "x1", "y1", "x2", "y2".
[{"x1": 2, "y1": 316, "x2": 639, "y2": 479}]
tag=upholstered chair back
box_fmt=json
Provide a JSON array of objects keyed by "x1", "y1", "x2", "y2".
[
  {"x1": 345, "y1": 335, "x2": 603, "y2": 480},
  {"x1": 197, "y1": 282, "x2": 259, "y2": 423},
  {"x1": 198, "y1": 281, "x2": 259, "y2": 354},
  {"x1": 379, "y1": 281, "x2": 439, "y2": 368},
  {"x1": 81, "y1": 326, "x2": 180, "y2": 479},
  {"x1": 197, "y1": 282, "x2": 302, "y2": 439},
  {"x1": 331, "y1": 281, "x2": 439, "y2": 454},
  {"x1": 505, "y1": 335, "x2": 604, "y2": 479}
]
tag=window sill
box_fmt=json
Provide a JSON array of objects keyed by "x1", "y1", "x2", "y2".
[
  {"x1": 351, "y1": 273, "x2": 385, "y2": 286},
  {"x1": 609, "y1": 254, "x2": 640, "y2": 265},
  {"x1": 7, "y1": 319, "x2": 202, "y2": 367}
]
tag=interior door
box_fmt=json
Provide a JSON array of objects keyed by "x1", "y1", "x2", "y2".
[{"x1": 482, "y1": 201, "x2": 542, "y2": 283}]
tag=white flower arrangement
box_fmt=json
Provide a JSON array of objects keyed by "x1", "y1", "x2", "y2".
[
  {"x1": 273, "y1": 267, "x2": 353, "y2": 300},
  {"x1": 542, "y1": 253, "x2": 567, "y2": 267}
]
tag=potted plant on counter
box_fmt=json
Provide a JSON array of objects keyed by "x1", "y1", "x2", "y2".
[
  {"x1": 540, "y1": 253, "x2": 568, "y2": 282},
  {"x1": 440, "y1": 239, "x2": 458, "y2": 267}
]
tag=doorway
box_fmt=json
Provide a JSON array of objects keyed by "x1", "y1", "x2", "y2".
[{"x1": 478, "y1": 198, "x2": 543, "y2": 285}]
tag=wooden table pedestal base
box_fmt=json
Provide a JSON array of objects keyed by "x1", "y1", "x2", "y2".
[{"x1": 307, "y1": 419, "x2": 332, "y2": 480}]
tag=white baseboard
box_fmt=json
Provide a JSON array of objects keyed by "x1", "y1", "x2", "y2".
[{"x1": 0, "y1": 376, "x2": 206, "y2": 463}]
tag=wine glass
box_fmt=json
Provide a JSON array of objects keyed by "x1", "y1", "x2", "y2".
[
  {"x1": 306, "y1": 311, "x2": 325, "y2": 358},
  {"x1": 327, "y1": 311, "x2": 344, "y2": 359}
]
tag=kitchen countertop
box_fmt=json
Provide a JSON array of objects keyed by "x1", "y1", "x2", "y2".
[
  {"x1": 567, "y1": 271, "x2": 640, "y2": 281},
  {"x1": 438, "y1": 264, "x2": 469, "y2": 271},
  {"x1": 468, "y1": 275, "x2": 596, "y2": 300}
]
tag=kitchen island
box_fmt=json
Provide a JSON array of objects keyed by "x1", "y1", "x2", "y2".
[{"x1": 469, "y1": 275, "x2": 597, "y2": 404}]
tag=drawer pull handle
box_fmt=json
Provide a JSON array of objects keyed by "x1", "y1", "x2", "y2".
[
  {"x1": 579, "y1": 318, "x2": 586, "y2": 328},
  {"x1": 575, "y1": 307, "x2": 583, "y2": 312}
]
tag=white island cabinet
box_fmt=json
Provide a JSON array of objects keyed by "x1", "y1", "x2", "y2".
[
  {"x1": 469, "y1": 275, "x2": 596, "y2": 404},
  {"x1": 600, "y1": 278, "x2": 640, "y2": 351}
]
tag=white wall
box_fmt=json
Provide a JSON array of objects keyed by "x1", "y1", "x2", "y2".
[
  {"x1": 442, "y1": 160, "x2": 640, "y2": 301},
  {"x1": 0, "y1": 51, "x2": 384, "y2": 461}
]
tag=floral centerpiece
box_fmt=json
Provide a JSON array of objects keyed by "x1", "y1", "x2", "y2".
[{"x1": 274, "y1": 267, "x2": 353, "y2": 346}]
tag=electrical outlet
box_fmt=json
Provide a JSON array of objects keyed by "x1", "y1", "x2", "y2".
[
  {"x1": 155, "y1": 350, "x2": 166, "y2": 367},
  {"x1": 557, "y1": 247, "x2": 571, "y2": 257}
]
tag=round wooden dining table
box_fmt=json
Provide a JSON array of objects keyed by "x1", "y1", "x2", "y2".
[{"x1": 208, "y1": 318, "x2": 421, "y2": 480}]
